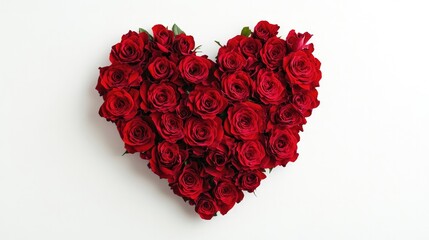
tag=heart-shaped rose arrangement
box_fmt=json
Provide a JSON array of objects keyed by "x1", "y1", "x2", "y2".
[{"x1": 96, "y1": 21, "x2": 321, "y2": 220}]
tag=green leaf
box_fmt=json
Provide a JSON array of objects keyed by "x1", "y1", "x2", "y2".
[
  {"x1": 269, "y1": 168, "x2": 273, "y2": 173},
  {"x1": 218, "y1": 111, "x2": 227, "y2": 120},
  {"x1": 122, "y1": 151, "x2": 129, "y2": 156},
  {"x1": 214, "y1": 40, "x2": 222, "y2": 47},
  {"x1": 138, "y1": 28, "x2": 153, "y2": 40},
  {"x1": 241, "y1": 26, "x2": 251, "y2": 37},
  {"x1": 194, "y1": 45, "x2": 202, "y2": 51},
  {"x1": 172, "y1": 24, "x2": 185, "y2": 35}
]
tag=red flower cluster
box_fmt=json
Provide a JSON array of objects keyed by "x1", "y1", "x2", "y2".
[{"x1": 96, "y1": 21, "x2": 321, "y2": 220}]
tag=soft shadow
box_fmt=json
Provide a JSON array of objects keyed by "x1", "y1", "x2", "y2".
[
  {"x1": 127, "y1": 154, "x2": 198, "y2": 220},
  {"x1": 87, "y1": 71, "x2": 124, "y2": 154},
  {"x1": 86, "y1": 71, "x2": 197, "y2": 221}
]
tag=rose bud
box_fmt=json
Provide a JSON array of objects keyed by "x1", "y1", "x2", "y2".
[
  {"x1": 286, "y1": 30, "x2": 313, "y2": 52},
  {"x1": 252, "y1": 20, "x2": 280, "y2": 42},
  {"x1": 175, "y1": 99, "x2": 192, "y2": 119},
  {"x1": 152, "y1": 24, "x2": 174, "y2": 52},
  {"x1": 173, "y1": 33, "x2": 195, "y2": 56}
]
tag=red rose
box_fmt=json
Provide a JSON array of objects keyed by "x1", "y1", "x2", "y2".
[
  {"x1": 184, "y1": 117, "x2": 224, "y2": 149},
  {"x1": 110, "y1": 31, "x2": 147, "y2": 64},
  {"x1": 292, "y1": 88, "x2": 320, "y2": 117},
  {"x1": 149, "y1": 141, "x2": 186, "y2": 179},
  {"x1": 175, "y1": 99, "x2": 192, "y2": 119},
  {"x1": 217, "y1": 47, "x2": 246, "y2": 72},
  {"x1": 214, "y1": 181, "x2": 244, "y2": 215},
  {"x1": 148, "y1": 56, "x2": 177, "y2": 80},
  {"x1": 266, "y1": 126, "x2": 299, "y2": 167},
  {"x1": 253, "y1": 20, "x2": 280, "y2": 42},
  {"x1": 204, "y1": 136, "x2": 235, "y2": 179},
  {"x1": 172, "y1": 162, "x2": 205, "y2": 200},
  {"x1": 226, "y1": 35, "x2": 246, "y2": 48},
  {"x1": 260, "y1": 37, "x2": 287, "y2": 69},
  {"x1": 179, "y1": 55, "x2": 212, "y2": 84},
  {"x1": 140, "y1": 151, "x2": 152, "y2": 161},
  {"x1": 99, "y1": 88, "x2": 139, "y2": 121},
  {"x1": 224, "y1": 35, "x2": 262, "y2": 72},
  {"x1": 206, "y1": 146, "x2": 229, "y2": 175},
  {"x1": 235, "y1": 140, "x2": 267, "y2": 170},
  {"x1": 239, "y1": 37, "x2": 262, "y2": 58},
  {"x1": 119, "y1": 116, "x2": 156, "y2": 153},
  {"x1": 235, "y1": 170, "x2": 266, "y2": 192},
  {"x1": 96, "y1": 63, "x2": 142, "y2": 95},
  {"x1": 152, "y1": 24, "x2": 174, "y2": 52},
  {"x1": 150, "y1": 112, "x2": 184, "y2": 143},
  {"x1": 224, "y1": 102, "x2": 265, "y2": 140},
  {"x1": 283, "y1": 50, "x2": 321, "y2": 90},
  {"x1": 96, "y1": 23, "x2": 322, "y2": 219},
  {"x1": 195, "y1": 193, "x2": 218, "y2": 220},
  {"x1": 268, "y1": 104, "x2": 306, "y2": 131},
  {"x1": 286, "y1": 30, "x2": 312, "y2": 52},
  {"x1": 187, "y1": 85, "x2": 228, "y2": 119},
  {"x1": 173, "y1": 33, "x2": 195, "y2": 56},
  {"x1": 221, "y1": 71, "x2": 252, "y2": 102},
  {"x1": 140, "y1": 82, "x2": 179, "y2": 113},
  {"x1": 255, "y1": 69, "x2": 287, "y2": 105}
]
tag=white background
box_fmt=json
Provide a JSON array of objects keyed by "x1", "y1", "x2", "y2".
[{"x1": 1, "y1": 0, "x2": 428, "y2": 239}]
